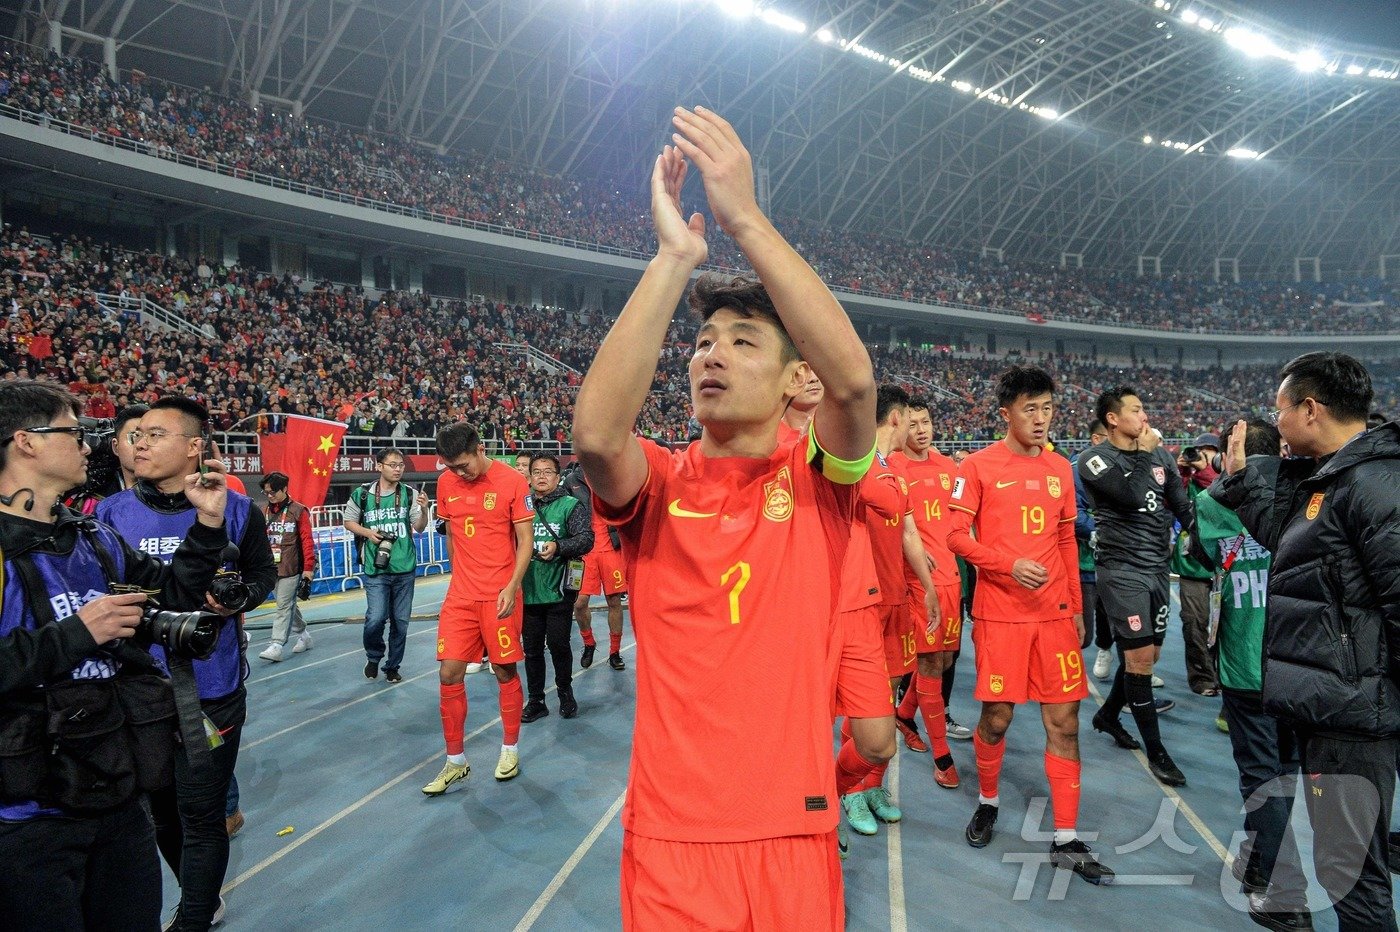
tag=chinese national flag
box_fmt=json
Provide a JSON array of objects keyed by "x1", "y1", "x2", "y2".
[{"x1": 282, "y1": 415, "x2": 347, "y2": 508}]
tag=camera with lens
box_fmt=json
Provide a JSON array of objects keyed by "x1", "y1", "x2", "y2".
[
  {"x1": 373, "y1": 530, "x2": 399, "y2": 570},
  {"x1": 206, "y1": 545, "x2": 252, "y2": 614},
  {"x1": 111, "y1": 584, "x2": 220, "y2": 660}
]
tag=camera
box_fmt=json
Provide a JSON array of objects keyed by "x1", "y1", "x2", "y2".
[
  {"x1": 207, "y1": 545, "x2": 252, "y2": 614},
  {"x1": 111, "y1": 584, "x2": 220, "y2": 660},
  {"x1": 373, "y1": 530, "x2": 399, "y2": 570}
]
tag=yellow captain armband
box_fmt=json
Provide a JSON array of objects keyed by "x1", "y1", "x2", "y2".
[{"x1": 808, "y1": 428, "x2": 875, "y2": 486}]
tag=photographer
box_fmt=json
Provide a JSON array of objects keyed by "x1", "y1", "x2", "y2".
[
  {"x1": 0, "y1": 380, "x2": 229, "y2": 931},
  {"x1": 255, "y1": 472, "x2": 316, "y2": 663},
  {"x1": 96, "y1": 396, "x2": 276, "y2": 932},
  {"x1": 343, "y1": 447, "x2": 429, "y2": 683},
  {"x1": 1173, "y1": 433, "x2": 1220, "y2": 696}
]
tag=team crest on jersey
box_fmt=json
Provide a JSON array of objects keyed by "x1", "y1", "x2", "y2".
[
  {"x1": 1306, "y1": 492, "x2": 1325, "y2": 521},
  {"x1": 1086, "y1": 455, "x2": 1108, "y2": 476},
  {"x1": 951, "y1": 477, "x2": 966, "y2": 500},
  {"x1": 484, "y1": 492, "x2": 497, "y2": 510},
  {"x1": 1152, "y1": 466, "x2": 1167, "y2": 485},
  {"x1": 941, "y1": 473, "x2": 951, "y2": 490},
  {"x1": 1046, "y1": 476, "x2": 1061, "y2": 499},
  {"x1": 989, "y1": 674, "x2": 1004, "y2": 696},
  {"x1": 763, "y1": 467, "x2": 794, "y2": 522},
  {"x1": 1127, "y1": 614, "x2": 1142, "y2": 632}
]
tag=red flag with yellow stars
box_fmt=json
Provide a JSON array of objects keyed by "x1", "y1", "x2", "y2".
[{"x1": 282, "y1": 415, "x2": 347, "y2": 508}]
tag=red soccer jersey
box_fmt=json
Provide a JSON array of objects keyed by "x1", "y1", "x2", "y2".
[
  {"x1": 597, "y1": 436, "x2": 859, "y2": 842},
  {"x1": 862, "y1": 453, "x2": 911, "y2": 607},
  {"x1": 588, "y1": 498, "x2": 620, "y2": 554},
  {"x1": 436, "y1": 461, "x2": 533, "y2": 600},
  {"x1": 893, "y1": 450, "x2": 960, "y2": 589},
  {"x1": 946, "y1": 442, "x2": 1080, "y2": 623}
]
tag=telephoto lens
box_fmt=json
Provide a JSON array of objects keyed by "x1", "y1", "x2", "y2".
[{"x1": 373, "y1": 530, "x2": 398, "y2": 570}]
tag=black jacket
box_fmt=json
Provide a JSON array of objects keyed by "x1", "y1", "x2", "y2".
[
  {"x1": 1209, "y1": 422, "x2": 1400, "y2": 737},
  {"x1": 0, "y1": 507, "x2": 229, "y2": 697}
]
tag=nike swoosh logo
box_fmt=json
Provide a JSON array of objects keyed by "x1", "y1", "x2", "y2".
[
  {"x1": 668, "y1": 499, "x2": 717, "y2": 519},
  {"x1": 447, "y1": 496, "x2": 460, "y2": 502},
  {"x1": 1063, "y1": 680, "x2": 1083, "y2": 692},
  {"x1": 996, "y1": 480, "x2": 1018, "y2": 488}
]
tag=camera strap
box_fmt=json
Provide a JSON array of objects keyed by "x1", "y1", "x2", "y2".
[{"x1": 12, "y1": 528, "x2": 215, "y2": 772}]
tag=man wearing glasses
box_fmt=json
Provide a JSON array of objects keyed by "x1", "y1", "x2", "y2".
[
  {"x1": 1212, "y1": 352, "x2": 1400, "y2": 930},
  {"x1": 344, "y1": 447, "x2": 429, "y2": 684},
  {"x1": 0, "y1": 380, "x2": 230, "y2": 931},
  {"x1": 520, "y1": 454, "x2": 593, "y2": 722}
]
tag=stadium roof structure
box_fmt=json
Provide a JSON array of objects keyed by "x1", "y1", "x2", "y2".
[{"x1": 10, "y1": 0, "x2": 1400, "y2": 279}]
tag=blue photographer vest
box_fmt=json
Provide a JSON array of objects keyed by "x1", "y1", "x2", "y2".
[
  {"x1": 0, "y1": 521, "x2": 131, "y2": 820},
  {"x1": 96, "y1": 490, "x2": 251, "y2": 700}
]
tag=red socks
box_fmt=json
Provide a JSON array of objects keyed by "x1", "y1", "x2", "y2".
[
  {"x1": 896, "y1": 682, "x2": 919, "y2": 719},
  {"x1": 973, "y1": 731, "x2": 1005, "y2": 801},
  {"x1": 439, "y1": 682, "x2": 467, "y2": 755},
  {"x1": 915, "y1": 675, "x2": 950, "y2": 759},
  {"x1": 1044, "y1": 752, "x2": 1081, "y2": 831},
  {"x1": 835, "y1": 740, "x2": 880, "y2": 796},
  {"x1": 609, "y1": 632, "x2": 622, "y2": 655},
  {"x1": 861, "y1": 760, "x2": 889, "y2": 792},
  {"x1": 499, "y1": 677, "x2": 524, "y2": 746},
  {"x1": 580, "y1": 629, "x2": 596, "y2": 647}
]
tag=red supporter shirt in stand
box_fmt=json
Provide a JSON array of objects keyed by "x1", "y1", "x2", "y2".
[{"x1": 596, "y1": 436, "x2": 860, "y2": 842}]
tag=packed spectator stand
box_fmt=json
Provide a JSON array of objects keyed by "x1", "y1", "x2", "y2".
[
  {"x1": 1, "y1": 41, "x2": 1397, "y2": 339},
  {"x1": 6, "y1": 227, "x2": 1396, "y2": 450}
]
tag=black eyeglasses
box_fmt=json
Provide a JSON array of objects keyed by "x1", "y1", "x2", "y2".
[{"x1": 1, "y1": 425, "x2": 87, "y2": 447}]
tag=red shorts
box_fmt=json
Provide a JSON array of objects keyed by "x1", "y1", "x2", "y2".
[
  {"x1": 833, "y1": 606, "x2": 892, "y2": 720},
  {"x1": 915, "y1": 583, "x2": 964, "y2": 655},
  {"x1": 437, "y1": 592, "x2": 524, "y2": 664},
  {"x1": 880, "y1": 602, "x2": 916, "y2": 677},
  {"x1": 621, "y1": 830, "x2": 843, "y2": 932},
  {"x1": 581, "y1": 547, "x2": 628, "y2": 596},
  {"x1": 971, "y1": 616, "x2": 1087, "y2": 705}
]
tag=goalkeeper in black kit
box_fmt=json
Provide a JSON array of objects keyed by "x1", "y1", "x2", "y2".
[{"x1": 1077, "y1": 386, "x2": 1194, "y2": 787}]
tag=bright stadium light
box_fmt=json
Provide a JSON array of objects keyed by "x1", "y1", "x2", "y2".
[
  {"x1": 1142, "y1": 134, "x2": 1154, "y2": 144},
  {"x1": 1225, "y1": 28, "x2": 1282, "y2": 59},
  {"x1": 816, "y1": 27, "x2": 835, "y2": 43},
  {"x1": 761, "y1": 8, "x2": 806, "y2": 32},
  {"x1": 715, "y1": 0, "x2": 755, "y2": 19},
  {"x1": 1179, "y1": 9, "x2": 1198, "y2": 25},
  {"x1": 1226, "y1": 147, "x2": 1261, "y2": 160},
  {"x1": 1294, "y1": 49, "x2": 1326, "y2": 72},
  {"x1": 1345, "y1": 63, "x2": 1365, "y2": 75}
]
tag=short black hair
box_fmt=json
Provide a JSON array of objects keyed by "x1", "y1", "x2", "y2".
[
  {"x1": 149, "y1": 396, "x2": 209, "y2": 435},
  {"x1": 687, "y1": 274, "x2": 800, "y2": 365},
  {"x1": 436, "y1": 423, "x2": 481, "y2": 459},
  {"x1": 996, "y1": 366, "x2": 1055, "y2": 409},
  {"x1": 906, "y1": 396, "x2": 930, "y2": 414},
  {"x1": 529, "y1": 454, "x2": 561, "y2": 474},
  {"x1": 1243, "y1": 419, "x2": 1281, "y2": 457},
  {"x1": 1095, "y1": 385, "x2": 1140, "y2": 428},
  {"x1": 0, "y1": 379, "x2": 81, "y2": 472},
  {"x1": 1279, "y1": 352, "x2": 1373, "y2": 424},
  {"x1": 261, "y1": 471, "x2": 290, "y2": 492},
  {"x1": 375, "y1": 446, "x2": 405, "y2": 464},
  {"x1": 1088, "y1": 419, "x2": 1107, "y2": 437},
  {"x1": 876, "y1": 384, "x2": 911, "y2": 426},
  {"x1": 113, "y1": 403, "x2": 150, "y2": 432}
]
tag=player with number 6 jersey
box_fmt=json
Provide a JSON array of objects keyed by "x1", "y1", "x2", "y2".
[
  {"x1": 425, "y1": 423, "x2": 535, "y2": 795},
  {"x1": 947, "y1": 366, "x2": 1112, "y2": 887}
]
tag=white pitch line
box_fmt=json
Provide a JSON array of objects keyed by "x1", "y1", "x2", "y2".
[
  {"x1": 241, "y1": 668, "x2": 438, "y2": 750},
  {"x1": 246, "y1": 627, "x2": 434, "y2": 685},
  {"x1": 1085, "y1": 679, "x2": 1232, "y2": 864},
  {"x1": 887, "y1": 753, "x2": 908, "y2": 932},
  {"x1": 513, "y1": 791, "x2": 628, "y2": 932},
  {"x1": 226, "y1": 641, "x2": 639, "y2": 893}
]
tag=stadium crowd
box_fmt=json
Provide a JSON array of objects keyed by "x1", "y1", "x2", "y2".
[
  {"x1": 5, "y1": 226, "x2": 1396, "y2": 449},
  {"x1": 1, "y1": 42, "x2": 1397, "y2": 337}
]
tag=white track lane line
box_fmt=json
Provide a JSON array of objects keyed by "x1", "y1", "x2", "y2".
[
  {"x1": 513, "y1": 791, "x2": 628, "y2": 932},
  {"x1": 887, "y1": 753, "x2": 907, "y2": 932}
]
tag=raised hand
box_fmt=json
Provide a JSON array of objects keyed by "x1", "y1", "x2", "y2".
[
  {"x1": 184, "y1": 459, "x2": 228, "y2": 527},
  {"x1": 651, "y1": 144, "x2": 707, "y2": 268},
  {"x1": 1224, "y1": 419, "x2": 1248, "y2": 475},
  {"x1": 670, "y1": 107, "x2": 762, "y2": 238}
]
